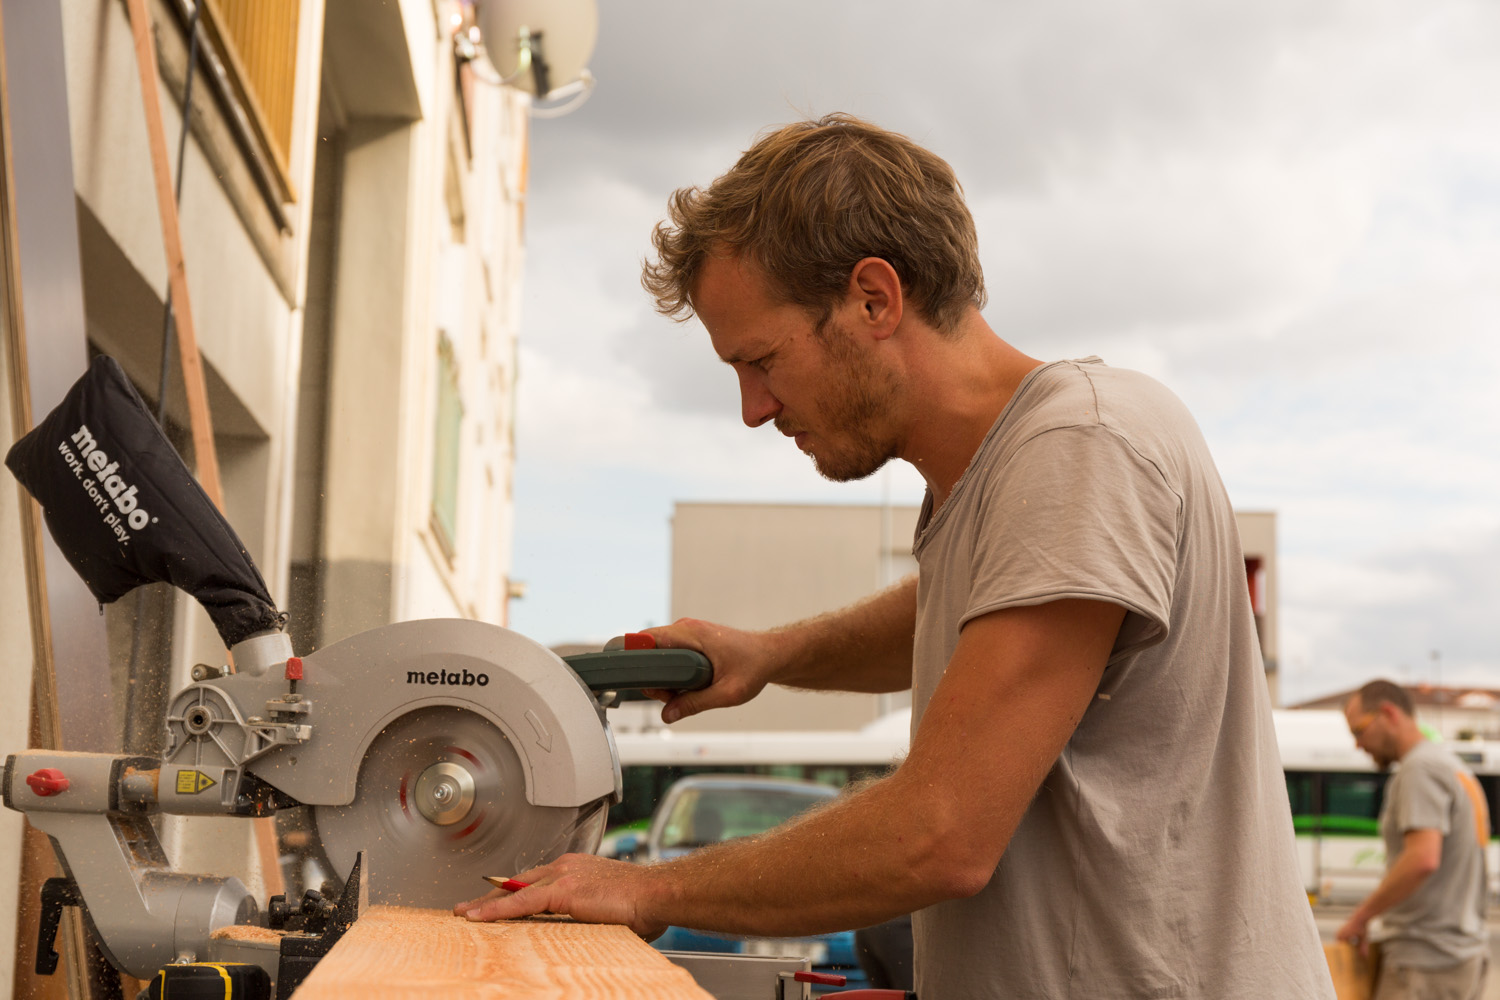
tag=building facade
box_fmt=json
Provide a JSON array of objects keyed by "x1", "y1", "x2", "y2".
[{"x1": 2, "y1": 0, "x2": 531, "y2": 988}]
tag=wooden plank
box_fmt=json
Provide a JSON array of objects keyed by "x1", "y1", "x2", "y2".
[
  {"x1": 1323, "y1": 942, "x2": 1373, "y2": 1000},
  {"x1": 290, "y1": 907, "x2": 714, "y2": 1000}
]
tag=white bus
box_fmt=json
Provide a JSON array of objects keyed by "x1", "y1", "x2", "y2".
[{"x1": 609, "y1": 709, "x2": 1500, "y2": 902}]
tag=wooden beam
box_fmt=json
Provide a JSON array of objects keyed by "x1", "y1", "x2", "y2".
[
  {"x1": 123, "y1": 0, "x2": 223, "y2": 505},
  {"x1": 121, "y1": 0, "x2": 283, "y2": 899},
  {"x1": 289, "y1": 908, "x2": 713, "y2": 1000}
]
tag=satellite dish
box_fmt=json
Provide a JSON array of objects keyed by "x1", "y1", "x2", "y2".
[{"x1": 475, "y1": 0, "x2": 598, "y2": 98}]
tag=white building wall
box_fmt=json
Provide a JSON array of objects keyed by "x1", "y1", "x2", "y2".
[
  {"x1": 397, "y1": 36, "x2": 527, "y2": 629},
  {"x1": 56, "y1": 0, "x2": 329, "y2": 896}
]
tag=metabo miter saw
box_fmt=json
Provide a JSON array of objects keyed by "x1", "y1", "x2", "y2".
[{"x1": 1, "y1": 357, "x2": 710, "y2": 995}]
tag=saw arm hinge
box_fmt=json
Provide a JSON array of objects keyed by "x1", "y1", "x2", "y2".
[{"x1": 165, "y1": 682, "x2": 312, "y2": 774}]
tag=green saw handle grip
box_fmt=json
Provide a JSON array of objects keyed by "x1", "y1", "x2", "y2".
[{"x1": 563, "y1": 641, "x2": 713, "y2": 702}]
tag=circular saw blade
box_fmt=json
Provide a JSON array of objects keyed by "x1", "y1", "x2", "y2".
[{"x1": 313, "y1": 706, "x2": 608, "y2": 907}]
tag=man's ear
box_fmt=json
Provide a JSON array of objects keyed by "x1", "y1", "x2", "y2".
[{"x1": 847, "y1": 257, "x2": 903, "y2": 339}]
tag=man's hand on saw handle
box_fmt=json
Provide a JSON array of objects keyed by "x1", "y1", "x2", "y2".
[
  {"x1": 636, "y1": 619, "x2": 782, "y2": 724},
  {"x1": 453, "y1": 854, "x2": 668, "y2": 939}
]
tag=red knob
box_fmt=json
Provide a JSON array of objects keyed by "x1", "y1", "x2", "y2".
[
  {"x1": 285, "y1": 656, "x2": 304, "y2": 681},
  {"x1": 794, "y1": 972, "x2": 847, "y2": 986},
  {"x1": 622, "y1": 633, "x2": 656, "y2": 650},
  {"x1": 26, "y1": 768, "x2": 69, "y2": 796}
]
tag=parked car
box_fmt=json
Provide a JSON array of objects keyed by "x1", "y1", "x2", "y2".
[{"x1": 615, "y1": 773, "x2": 868, "y2": 988}]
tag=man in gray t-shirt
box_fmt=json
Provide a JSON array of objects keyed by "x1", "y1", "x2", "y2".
[
  {"x1": 1339, "y1": 680, "x2": 1489, "y2": 999},
  {"x1": 457, "y1": 114, "x2": 1336, "y2": 999}
]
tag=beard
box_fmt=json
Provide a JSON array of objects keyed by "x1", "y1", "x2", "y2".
[{"x1": 779, "y1": 320, "x2": 900, "y2": 483}]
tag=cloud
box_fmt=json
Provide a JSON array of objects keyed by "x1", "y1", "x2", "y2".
[
  {"x1": 1280, "y1": 528, "x2": 1500, "y2": 701},
  {"x1": 508, "y1": 0, "x2": 1500, "y2": 692}
]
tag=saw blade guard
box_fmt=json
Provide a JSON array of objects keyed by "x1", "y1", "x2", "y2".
[
  {"x1": 218, "y1": 618, "x2": 620, "y2": 811},
  {"x1": 168, "y1": 619, "x2": 619, "y2": 907}
]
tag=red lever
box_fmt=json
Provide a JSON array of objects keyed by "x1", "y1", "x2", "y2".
[
  {"x1": 622, "y1": 633, "x2": 656, "y2": 650},
  {"x1": 26, "y1": 768, "x2": 70, "y2": 797},
  {"x1": 794, "y1": 972, "x2": 847, "y2": 986},
  {"x1": 285, "y1": 656, "x2": 304, "y2": 681}
]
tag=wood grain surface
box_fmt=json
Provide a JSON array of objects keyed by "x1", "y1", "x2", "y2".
[{"x1": 290, "y1": 906, "x2": 714, "y2": 999}]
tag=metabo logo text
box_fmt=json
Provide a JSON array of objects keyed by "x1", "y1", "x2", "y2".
[
  {"x1": 406, "y1": 668, "x2": 490, "y2": 687},
  {"x1": 57, "y1": 424, "x2": 156, "y2": 544}
]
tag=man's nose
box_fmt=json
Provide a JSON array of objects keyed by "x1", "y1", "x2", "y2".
[{"x1": 737, "y1": 368, "x2": 780, "y2": 428}]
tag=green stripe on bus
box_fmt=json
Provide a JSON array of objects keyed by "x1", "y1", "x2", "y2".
[{"x1": 1288, "y1": 816, "x2": 1381, "y2": 836}]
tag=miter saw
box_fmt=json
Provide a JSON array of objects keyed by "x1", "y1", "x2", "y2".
[
  {"x1": 0, "y1": 357, "x2": 718, "y2": 995},
  {"x1": 3, "y1": 359, "x2": 909, "y2": 1000},
  {"x1": 2, "y1": 620, "x2": 711, "y2": 995}
]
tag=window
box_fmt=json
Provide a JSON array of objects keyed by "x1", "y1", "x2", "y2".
[
  {"x1": 1285, "y1": 771, "x2": 1315, "y2": 833},
  {"x1": 1321, "y1": 773, "x2": 1387, "y2": 836}
]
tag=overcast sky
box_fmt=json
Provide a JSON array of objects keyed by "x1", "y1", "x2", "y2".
[{"x1": 503, "y1": 0, "x2": 1500, "y2": 705}]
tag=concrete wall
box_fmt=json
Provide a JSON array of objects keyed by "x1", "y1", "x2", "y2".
[
  {"x1": 1237, "y1": 510, "x2": 1280, "y2": 704},
  {"x1": 670, "y1": 502, "x2": 922, "y2": 731},
  {"x1": 670, "y1": 502, "x2": 1280, "y2": 729}
]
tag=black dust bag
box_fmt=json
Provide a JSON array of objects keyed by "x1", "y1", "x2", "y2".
[{"x1": 4, "y1": 355, "x2": 283, "y2": 647}]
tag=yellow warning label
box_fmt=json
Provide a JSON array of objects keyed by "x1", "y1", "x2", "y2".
[{"x1": 175, "y1": 770, "x2": 216, "y2": 795}]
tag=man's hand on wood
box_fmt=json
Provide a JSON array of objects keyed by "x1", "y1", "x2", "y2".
[{"x1": 453, "y1": 854, "x2": 669, "y2": 940}]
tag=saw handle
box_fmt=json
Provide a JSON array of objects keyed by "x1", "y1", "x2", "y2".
[{"x1": 562, "y1": 642, "x2": 712, "y2": 702}]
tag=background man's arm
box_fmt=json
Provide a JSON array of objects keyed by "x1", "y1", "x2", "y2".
[
  {"x1": 457, "y1": 597, "x2": 1125, "y2": 937},
  {"x1": 645, "y1": 575, "x2": 918, "y2": 722},
  {"x1": 1335, "y1": 829, "x2": 1443, "y2": 952}
]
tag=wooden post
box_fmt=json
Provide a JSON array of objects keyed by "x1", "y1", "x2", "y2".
[
  {"x1": 122, "y1": 0, "x2": 222, "y2": 502},
  {"x1": 121, "y1": 0, "x2": 284, "y2": 900}
]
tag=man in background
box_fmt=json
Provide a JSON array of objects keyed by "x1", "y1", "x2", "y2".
[{"x1": 1339, "y1": 679, "x2": 1489, "y2": 999}]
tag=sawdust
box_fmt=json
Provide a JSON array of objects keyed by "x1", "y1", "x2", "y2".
[{"x1": 211, "y1": 924, "x2": 286, "y2": 944}]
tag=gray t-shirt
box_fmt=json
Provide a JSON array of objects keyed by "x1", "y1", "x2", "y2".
[
  {"x1": 910, "y1": 358, "x2": 1333, "y2": 999},
  {"x1": 1376, "y1": 739, "x2": 1489, "y2": 968}
]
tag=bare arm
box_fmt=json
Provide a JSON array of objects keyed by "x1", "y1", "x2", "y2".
[
  {"x1": 1336, "y1": 829, "x2": 1442, "y2": 953},
  {"x1": 645, "y1": 575, "x2": 917, "y2": 723},
  {"x1": 456, "y1": 597, "x2": 1125, "y2": 936}
]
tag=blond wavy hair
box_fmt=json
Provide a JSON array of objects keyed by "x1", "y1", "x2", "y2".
[{"x1": 641, "y1": 113, "x2": 986, "y2": 333}]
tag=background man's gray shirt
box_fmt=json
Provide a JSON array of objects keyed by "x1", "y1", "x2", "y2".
[
  {"x1": 1377, "y1": 739, "x2": 1489, "y2": 968},
  {"x1": 910, "y1": 358, "x2": 1333, "y2": 999}
]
